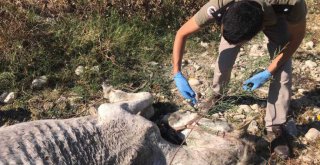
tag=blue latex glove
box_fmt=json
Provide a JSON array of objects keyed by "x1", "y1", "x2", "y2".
[
  {"x1": 174, "y1": 72, "x2": 197, "y2": 105},
  {"x1": 243, "y1": 70, "x2": 272, "y2": 91}
]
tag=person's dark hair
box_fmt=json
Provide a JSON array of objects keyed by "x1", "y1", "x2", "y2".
[{"x1": 222, "y1": 1, "x2": 263, "y2": 45}]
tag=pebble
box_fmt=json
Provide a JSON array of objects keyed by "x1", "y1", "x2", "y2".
[
  {"x1": 3, "y1": 92, "x2": 16, "y2": 104},
  {"x1": 75, "y1": 66, "x2": 84, "y2": 75},
  {"x1": 305, "y1": 128, "x2": 320, "y2": 141},
  {"x1": 305, "y1": 60, "x2": 317, "y2": 69},
  {"x1": 233, "y1": 114, "x2": 246, "y2": 120},
  {"x1": 149, "y1": 61, "x2": 159, "y2": 66},
  {"x1": 31, "y1": 76, "x2": 48, "y2": 89},
  {"x1": 193, "y1": 64, "x2": 201, "y2": 71},
  {"x1": 250, "y1": 104, "x2": 259, "y2": 111},
  {"x1": 238, "y1": 105, "x2": 252, "y2": 113},
  {"x1": 305, "y1": 41, "x2": 314, "y2": 50},
  {"x1": 298, "y1": 88, "x2": 307, "y2": 95},
  {"x1": 188, "y1": 78, "x2": 201, "y2": 86},
  {"x1": 200, "y1": 41, "x2": 209, "y2": 48}
]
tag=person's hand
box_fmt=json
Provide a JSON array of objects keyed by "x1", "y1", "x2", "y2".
[
  {"x1": 174, "y1": 72, "x2": 197, "y2": 105},
  {"x1": 243, "y1": 70, "x2": 272, "y2": 91}
]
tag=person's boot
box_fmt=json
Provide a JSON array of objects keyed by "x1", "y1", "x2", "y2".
[
  {"x1": 196, "y1": 93, "x2": 221, "y2": 114},
  {"x1": 266, "y1": 125, "x2": 291, "y2": 159}
]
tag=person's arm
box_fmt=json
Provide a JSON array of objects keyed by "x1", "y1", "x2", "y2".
[
  {"x1": 172, "y1": 16, "x2": 201, "y2": 74},
  {"x1": 243, "y1": 19, "x2": 306, "y2": 91},
  {"x1": 267, "y1": 19, "x2": 306, "y2": 74}
]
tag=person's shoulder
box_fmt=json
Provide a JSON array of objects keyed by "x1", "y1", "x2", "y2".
[
  {"x1": 265, "y1": 0, "x2": 303, "y2": 5},
  {"x1": 207, "y1": 0, "x2": 234, "y2": 9}
]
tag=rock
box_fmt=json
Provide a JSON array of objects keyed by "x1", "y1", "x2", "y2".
[
  {"x1": 305, "y1": 128, "x2": 320, "y2": 141},
  {"x1": 233, "y1": 115, "x2": 246, "y2": 120},
  {"x1": 238, "y1": 105, "x2": 252, "y2": 114},
  {"x1": 149, "y1": 61, "x2": 158, "y2": 66},
  {"x1": 250, "y1": 104, "x2": 259, "y2": 111},
  {"x1": 247, "y1": 120, "x2": 259, "y2": 135},
  {"x1": 305, "y1": 60, "x2": 317, "y2": 69},
  {"x1": 188, "y1": 78, "x2": 201, "y2": 86},
  {"x1": 298, "y1": 88, "x2": 307, "y2": 95},
  {"x1": 305, "y1": 41, "x2": 314, "y2": 50},
  {"x1": 3, "y1": 92, "x2": 16, "y2": 104},
  {"x1": 211, "y1": 113, "x2": 220, "y2": 119},
  {"x1": 75, "y1": 66, "x2": 84, "y2": 75},
  {"x1": 181, "y1": 59, "x2": 188, "y2": 66},
  {"x1": 313, "y1": 107, "x2": 320, "y2": 114},
  {"x1": 193, "y1": 64, "x2": 201, "y2": 71},
  {"x1": 197, "y1": 118, "x2": 231, "y2": 133},
  {"x1": 168, "y1": 111, "x2": 199, "y2": 130},
  {"x1": 200, "y1": 41, "x2": 209, "y2": 48},
  {"x1": 31, "y1": 76, "x2": 48, "y2": 89}
]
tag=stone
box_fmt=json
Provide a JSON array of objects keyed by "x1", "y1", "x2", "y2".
[
  {"x1": 193, "y1": 64, "x2": 201, "y2": 71},
  {"x1": 168, "y1": 111, "x2": 199, "y2": 130},
  {"x1": 298, "y1": 88, "x2": 307, "y2": 95},
  {"x1": 188, "y1": 78, "x2": 201, "y2": 86},
  {"x1": 200, "y1": 41, "x2": 209, "y2": 48},
  {"x1": 313, "y1": 107, "x2": 320, "y2": 114},
  {"x1": 247, "y1": 120, "x2": 259, "y2": 135},
  {"x1": 305, "y1": 128, "x2": 320, "y2": 141},
  {"x1": 305, "y1": 41, "x2": 314, "y2": 50},
  {"x1": 238, "y1": 105, "x2": 252, "y2": 114},
  {"x1": 75, "y1": 66, "x2": 84, "y2": 75},
  {"x1": 31, "y1": 76, "x2": 48, "y2": 89},
  {"x1": 149, "y1": 61, "x2": 159, "y2": 66},
  {"x1": 305, "y1": 60, "x2": 317, "y2": 69},
  {"x1": 3, "y1": 92, "x2": 16, "y2": 104},
  {"x1": 233, "y1": 115, "x2": 246, "y2": 120},
  {"x1": 250, "y1": 104, "x2": 259, "y2": 111}
]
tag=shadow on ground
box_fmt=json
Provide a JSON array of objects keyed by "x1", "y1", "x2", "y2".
[{"x1": 0, "y1": 108, "x2": 32, "y2": 126}]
